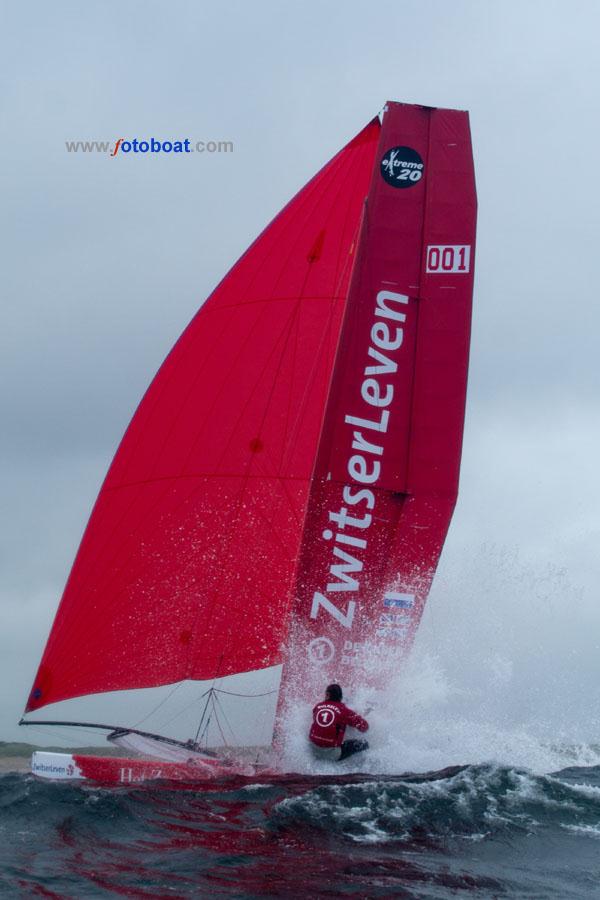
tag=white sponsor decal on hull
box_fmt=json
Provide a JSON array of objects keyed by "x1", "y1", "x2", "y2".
[{"x1": 31, "y1": 751, "x2": 83, "y2": 780}]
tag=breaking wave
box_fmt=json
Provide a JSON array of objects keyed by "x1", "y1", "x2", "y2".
[
  {"x1": 2, "y1": 761, "x2": 600, "y2": 898},
  {"x1": 271, "y1": 763, "x2": 600, "y2": 844}
]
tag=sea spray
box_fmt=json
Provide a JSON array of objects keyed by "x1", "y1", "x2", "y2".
[{"x1": 280, "y1": 543, "x2": 600, "y2": 777}]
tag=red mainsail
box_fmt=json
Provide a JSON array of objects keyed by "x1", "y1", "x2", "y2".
[
  {"x1": 278, "y1": 103, "x2": 477, "y2": 711},
  {"x1": 26, "y1": 101, "x2": 476, "y2": 733},
  {"x1": 26, "y1": 119, "x2": 381, "y2": 712}
]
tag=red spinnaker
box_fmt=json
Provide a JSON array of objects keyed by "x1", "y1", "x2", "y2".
[
  {"x1": 279, "y1": 103, "x2": 477, "y2": 710},
  {"x1": 26, "y1": 120, "x2": 381, "y2": 711}
]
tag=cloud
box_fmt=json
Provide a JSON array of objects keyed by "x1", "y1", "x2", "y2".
[{"x1": 2, "y1": 0, "x2": 599, "y2": 744}]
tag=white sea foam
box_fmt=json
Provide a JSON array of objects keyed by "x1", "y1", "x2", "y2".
[
  {"x1": 563, "y1": 781, "x2": 600, "y2": 799},
  {"x1": 281, "y1": 648, "x2": 600, "y2": 777},
  {"x1": 272, "y1": 761, "x2": 600, "y2": 847},
  {"x1": 561, "y1": 823, "x2": 600, "y2": 838},
  {"x1": 281, "y1": 544, "x2": 600, "y2": 778}
]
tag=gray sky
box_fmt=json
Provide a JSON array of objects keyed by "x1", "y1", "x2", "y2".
[{"x1": 2, "y1": 0, "x2": 599, "y2": 753}]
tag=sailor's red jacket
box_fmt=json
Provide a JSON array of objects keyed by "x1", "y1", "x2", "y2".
[{"x1": 309, "y1": 701, "x2": 369, "y2": 748}]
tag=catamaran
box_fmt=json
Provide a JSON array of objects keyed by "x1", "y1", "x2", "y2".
[{"x1": 20, "y1": 101, "x2": 477, "y2": 785}]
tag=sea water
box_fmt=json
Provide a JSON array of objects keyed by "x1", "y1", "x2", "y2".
[
  {"x1": 3, "y1": 548, "x2": 600, "y2": 897},
  {"x1": 2, "y1": 751, "x2": 600, "y2": 898}
]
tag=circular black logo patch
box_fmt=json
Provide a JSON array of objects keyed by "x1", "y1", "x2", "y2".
[{"x1": 380, "y1": 146, "x2": 424, "y2": 188}]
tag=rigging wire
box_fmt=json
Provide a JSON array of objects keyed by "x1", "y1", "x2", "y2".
[
  {"x1": 132, "y1": 680, "x2": 184, "y2": 729},
  {"x1": 213, "y1": 692, "x2": 237, "y2": 746},
  {"x1": 192, "y1": 657, "x2": 224, "y2": 744},
  {"x1": 212, "y1": 689, "x2": 277, "y2": 698},
  {"x1": 20, "y1": 724, "x2": 109, "y2": 746},
  {"x1": 131, "y1": 682, "x2": 275, "y2": 742},
  {"x1": 211, "y1": 698, "x2": 230, "y2": 748},
  {"x1": 193, "y1": 689, "x2": 216, "y2": 745},
  {"x1": 198, "y1": 713, "x2": 212, "y2": 747},
  {"x1": 153, "y1": 688, "x2": 213, "y2": 732},
  {"x1": 254, "y1": 690, "x2": 277, "y2": 766},
  {"x1": 23, "y1": 683, "x2": 277, "y2": 754}
]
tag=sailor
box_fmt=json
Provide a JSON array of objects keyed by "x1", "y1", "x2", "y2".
[{"x1": 309, "y1": 683, "x2": 369, "y2": 761}]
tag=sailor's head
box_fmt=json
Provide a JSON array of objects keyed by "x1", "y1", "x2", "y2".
[{"x1": 325, "y1": 683, "x2": 342, "y2": 702}]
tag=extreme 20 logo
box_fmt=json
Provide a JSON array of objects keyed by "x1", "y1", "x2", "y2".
[{"x1": 380, "y1": 146, "x2": 424, "y2": 188}]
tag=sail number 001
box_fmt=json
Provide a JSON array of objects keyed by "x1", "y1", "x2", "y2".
[{"x1": 426, "y1": 245, "x2": 471, "y2": 274}]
